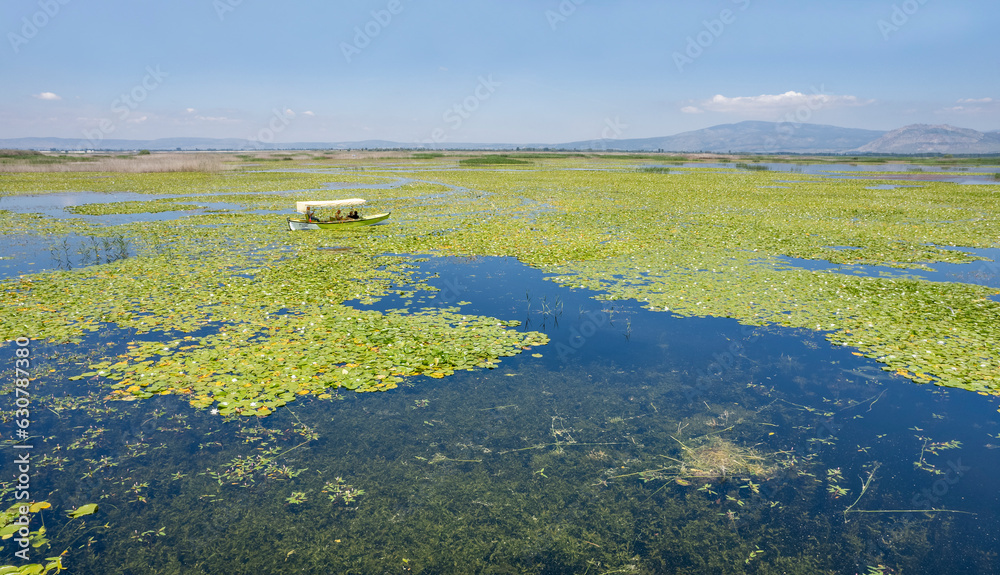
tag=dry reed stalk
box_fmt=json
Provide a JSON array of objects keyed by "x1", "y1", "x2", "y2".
[{"x1": 0, "y1": 152, "x2": 231, "y2": 173}]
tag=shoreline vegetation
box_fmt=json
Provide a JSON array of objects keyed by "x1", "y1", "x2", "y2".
[
  {"x1": 0, "y1": 149, "x2": 227, "y2": 173},
  {"x1": 3, "y1": 148, "x2": 1000, "y2": 174}
]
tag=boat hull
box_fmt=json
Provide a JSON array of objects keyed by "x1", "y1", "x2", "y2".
[{"x1": 287, "y1": 212, "x2": 390, "y2": 231}]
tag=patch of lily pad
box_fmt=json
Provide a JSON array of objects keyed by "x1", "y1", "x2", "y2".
[
  {"x1": 370, "y1": 167, "x2": 1000, "y2": 395},
  {"x1": 66, "y1": 200, "x2": 207, "y2": 215},
  {"x1": 3, "y1": 161, "x2": 1000, "y2": 415}
]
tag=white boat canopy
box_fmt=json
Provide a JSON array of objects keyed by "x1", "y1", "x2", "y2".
[{"x1": 296, "y1": 198, "x2": 366, "y2": 213}]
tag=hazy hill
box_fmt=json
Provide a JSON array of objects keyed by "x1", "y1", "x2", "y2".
[
  {"x1": 853, "y1": 124, "x2": 1000, "y2": 154},
  {"x1": 555, "y1": 121, "x2": 886, "y2": 153}
]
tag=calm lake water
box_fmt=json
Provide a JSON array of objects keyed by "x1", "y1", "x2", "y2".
[{"x1": 3, "y1": 181, "x2": 1000, "y2": 574}]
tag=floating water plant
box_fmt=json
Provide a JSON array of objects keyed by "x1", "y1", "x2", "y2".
[
  {"x1": 285, "y1": 492, "x2": 307, "y2": 505},
  {"x1": 323, "y1": 478, "x2": 364, "y2": 505}
]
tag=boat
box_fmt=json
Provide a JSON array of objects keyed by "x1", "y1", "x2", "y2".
[{"x1": 287, "y1": 198, "x2": 391, "y2": 231}]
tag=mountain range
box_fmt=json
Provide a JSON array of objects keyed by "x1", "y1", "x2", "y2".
[
  {"x1": 854, "y1": 124, "x2": 1000, "y2": 154},
  {"x1": 2, "y1": 122, "x2": 999, "y2": 155}
]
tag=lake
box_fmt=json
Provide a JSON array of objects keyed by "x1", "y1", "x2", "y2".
[{"x1": 2, "y1": 156, "x2": 999, "y2": 574}]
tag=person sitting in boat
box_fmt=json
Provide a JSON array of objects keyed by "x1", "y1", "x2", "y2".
[
  {"x1": 348, "y1": 210, "x2": 359, "y2": 219},
  {"x1": 306, "y1": 208, "x2": 317, "y2": 222},
  {"x1": 335, "y1": 209, "x2": 344, "y2": 221}
]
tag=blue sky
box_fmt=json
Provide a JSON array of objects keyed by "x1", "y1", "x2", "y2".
[{"x1": 2, "y1": 0, "x2": 997, "y2": 144}]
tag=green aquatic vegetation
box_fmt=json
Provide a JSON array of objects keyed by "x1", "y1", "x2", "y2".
[
  {"x1": 0, "y1": 169, "x2": 392, "y2": 197},
  {"x1": 323, "y1": 478, "x2": 364, "y2": 505},
  {"x1": 0, "y1": 502, "x2": 51, "y2": 546},
  {"x1": 913, "y1": 436, "x2": 964, "y2": 474},
  {"x1": 208, "y1": 452, "x2": 307, "y2": 486},
  {"x1": 285, "y1": 492, "x2": 307, "y2": 505},
  {"x1": 0, "y1": 211, "x2": 102, "y2": 237},
  {"x1": 66, "y1": 504, "x2": 98, "y2": 519},
  {"x1": 65, "y1": 201, "x2": 206, "y2": 215},
  {"x1": 734, "y1": 162, "x2": 769, "y2": 171},
  {"x1": 0, "y1": 557, "x2": 65, "y2": 575},
  {"x1": 7, "y1": 352, "x2": 987, "y2": 574},
  {"x1": 745, "y1": 545, "x2": 764, "y2": 564},
  {"x1": 0, "y1": 501, "x2": 79, "y2": 574},
  {"x1": 391, "y1": 166, "x2": 1000, "y2": 395},
  {"x1": 0, "y1": 149, "x2": 94, "y2": 164},
  {"x1": 3, "y1": 156, "x2": 1000, "y2": 424},
  {"x1": 458, "y1": 155, "x2": 532, "y2": 166},
  {"x1": 2, "y1": 206, "x2": 547, "y2": 414}
]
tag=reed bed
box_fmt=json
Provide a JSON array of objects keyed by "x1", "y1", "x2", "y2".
[{"x1": 0, "y1": 151, "x2": 229, "y2": 173}]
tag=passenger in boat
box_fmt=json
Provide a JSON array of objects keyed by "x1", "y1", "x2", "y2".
[
  {"x1": 306, "y1": 208, "x2": 317, "y2": 222},
  {"x1": 349, "y1": 210, "x2": 359, "y2": 219},
  {"x1": 335, "y1": 209, "x2": 344, "y2": 221}
]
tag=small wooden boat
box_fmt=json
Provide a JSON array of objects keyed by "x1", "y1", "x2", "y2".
[{"x1": 287, "y1": 198, "x2": 390, "y2": 231}]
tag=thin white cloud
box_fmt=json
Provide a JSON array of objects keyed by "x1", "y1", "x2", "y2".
[
  {"x1": 185, "y1": 108, "x2": 197, "y2": 113},
  {"x1": 194, "y1": 115, "x2": 239, "y2": 123},
  {"x1": 34, "y1": 92, "x2": 62, "y2": 101},
  {"x1": 691, "y1": 91, "x2": 872, "y2": 115},
  {"x1": 303, "y1": 110, "x2": 315, "y2": 117},
  {"x1": 681, "y1": 106, "x2": 703, "y2": 114},
  {"x1": 939, "y1": 97, "x2": 998, "y2": 114}
]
